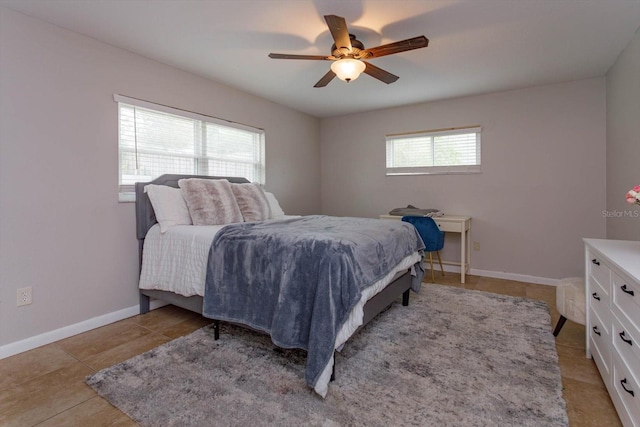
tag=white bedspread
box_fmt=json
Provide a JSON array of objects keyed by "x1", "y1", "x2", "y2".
[
  {"x1": 139, "y1": 224, "x2": 225, "y2": 296},
  {"x1": 139, "y1": 216, "x2": 301, "y2": 296}
]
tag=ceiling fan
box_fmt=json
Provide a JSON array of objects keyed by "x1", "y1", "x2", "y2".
[{"x1": 268, "y1": 15, "x2": 429, "y2": 87}]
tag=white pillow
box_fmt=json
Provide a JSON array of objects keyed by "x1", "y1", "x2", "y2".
[
  {"x1": 144, "y1": 184, "x2": 192, "y2": 233},
  {"x1": 264, "y1": 191, "x2": 285, "y2": 219}
]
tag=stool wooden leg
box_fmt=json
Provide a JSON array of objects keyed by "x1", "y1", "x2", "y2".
[
  {"x1": 429, "y1": 252, "x2": 435, "y2": 282},
  {"x1": 436, "y1": 251, "x2": 444, "y2": 276},
  {"x1": 553, "y1": 315, "x2": 567, "y2": 337}
]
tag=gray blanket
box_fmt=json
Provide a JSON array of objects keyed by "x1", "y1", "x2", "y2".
[{"x1": 203, "y1": 215, "x2": 424, "y2": 395}]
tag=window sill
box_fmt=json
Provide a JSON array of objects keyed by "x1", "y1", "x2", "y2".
[
  {"x1": 119, "y1": 192, "x2": 136, "y2": 203},
  {"x1": 386, "y1": 170, "x2": 482, "y2": 176}
]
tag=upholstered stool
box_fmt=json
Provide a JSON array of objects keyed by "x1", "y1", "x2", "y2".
[{"x1": 553, "y1": 277, "x2": 586, "y2": 337}]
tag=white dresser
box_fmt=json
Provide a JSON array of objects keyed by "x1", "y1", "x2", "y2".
[{"x1": 584, "y1": 238, "x2": 640, "y2": 427}]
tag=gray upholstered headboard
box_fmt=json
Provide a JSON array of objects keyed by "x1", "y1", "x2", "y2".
[{"x1": 134, "y1": 174, "x2": 251, "y2": 267}]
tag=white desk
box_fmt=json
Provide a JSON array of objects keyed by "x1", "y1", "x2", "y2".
[{"x1": 380, "y1": 214, "x2": 472, "y2": 284}]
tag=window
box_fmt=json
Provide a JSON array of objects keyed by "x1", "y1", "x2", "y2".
[
  {"x1": 116, "y1": 94, "x2": 265, "y2": 200},
  {"x1": 385, "y1": 126, "x2": 481, "y2": 175}
]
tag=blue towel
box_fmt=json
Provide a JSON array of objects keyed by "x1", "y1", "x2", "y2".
[{"x1": 402, "y1": 216, "x2": 444, "y2": 252}]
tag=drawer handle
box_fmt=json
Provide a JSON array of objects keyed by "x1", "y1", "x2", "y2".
[
  {"x1": 593, "y1": 326, "x2": 601, "y2": 336},
  {"x1": 592, "y1": 258, "x2": 600, "y2": 266},
  {"x1": 620, "y1": 378, "x2": 635, "y2": 397},
  {"x1": 619, "y1": 331, "x2": 633, "y2": 346},
  {"x1": 621, "y1": 284, "x2": 635, "y2": 296},
  {"x1": 592, "y1": 292, "x2": 600, "y2": 301}
]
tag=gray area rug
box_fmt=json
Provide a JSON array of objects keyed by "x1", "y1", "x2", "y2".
[{"x1": 86, "y1": 284, "x2": 568, "y2": 426}]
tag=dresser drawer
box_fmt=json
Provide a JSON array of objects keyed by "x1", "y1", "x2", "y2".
[
  {"x1": 612, "y1": 352, "x2": 640, "y2": 427},
  {"x1": 589, "y1": 253, "x2": 611, "y2": 293},
  {"x1": 590, "y1": 276, "x2": 611, "y2": 321},
  {"x1": 613, "y1": 312, "x2": 640, "y2": 373},
  {"x1": 613, "y1": 272, "x2": 640, "y2": 332},
  {"x1": 590, "y1": 306, "x2": 611, "y2": 374},
  {"x1": 591, "y1": 340, "x2": 610, "y2": 390}
]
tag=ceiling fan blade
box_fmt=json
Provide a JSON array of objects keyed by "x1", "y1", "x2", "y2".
[
  {"x1": 324, "y1": 15, "x2": 352, "y2": 51},
  {"x1": 362, "y1": 36, "x2": 428, "y2": 58},
  {"x1": 363, "y1": 61, "x2": 399, "y2": 84},
  {"x1": 268, "y1": 53, "x2": 331, "y2": 60},
  {"x1": 314, "y1": 70, "x2": 336, "y2": 88}
]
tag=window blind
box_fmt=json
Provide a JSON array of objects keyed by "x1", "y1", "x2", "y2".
[
  {"x1": 386, "y1": 126, "x2": 481, "y2": 175},
  {"x1": 116, "y1": 95, "x2": 265, "y2": 200}
]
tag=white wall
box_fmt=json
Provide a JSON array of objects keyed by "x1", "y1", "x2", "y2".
[
  {"x1": 320, "y1": 79, "x2": 607, "y2": 280},
  {"x1": 606, "y1": 27, "x2": 640, "y2": 241},
  {"x1": 0, "y1": 7, "x2": 320, "y2": 349}
]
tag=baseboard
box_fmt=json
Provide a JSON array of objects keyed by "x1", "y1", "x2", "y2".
[
  {"x1": 0, "y1": 305, "x2": 137, "y2": 359},
  {"x1": 0, "y1": 297, "x2": 172, "y2": 360},
  {"x1": 469, "y1": 268, "x2": 559, "y2": 286},
  {"x1": 434, "y1": 263, "x2": 559, "y2": 286}
]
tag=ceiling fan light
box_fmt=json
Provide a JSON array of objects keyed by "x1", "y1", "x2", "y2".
[{"x1": 331, "y1": 58, "x2": 366, "y2": 82}]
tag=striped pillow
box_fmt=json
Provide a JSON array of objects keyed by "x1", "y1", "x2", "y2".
[
  {"x1": 178, "y1": 178, "x2": 243, "y2": 225},
  {"x1": 231, "y1": 183, "x2": 272, "y2": 222}
]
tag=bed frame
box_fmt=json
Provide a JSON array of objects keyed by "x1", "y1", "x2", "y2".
[{"x1": 135, "y1": 174, "x2": 412, "y2": 339}]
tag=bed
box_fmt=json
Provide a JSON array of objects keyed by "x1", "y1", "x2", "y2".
[{"x1": 135, "y1": 174, "x2": 425, "y2": 397}]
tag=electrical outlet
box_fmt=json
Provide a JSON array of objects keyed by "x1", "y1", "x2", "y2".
[
  {"x1": 17, "y1": 287, "x2": 32, "y2": 306},
  {"x1": 473, "y1": 242, "x2": 480, "y2": 251}
]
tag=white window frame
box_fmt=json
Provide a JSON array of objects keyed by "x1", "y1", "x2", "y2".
[
  {"x1": 115, "y1": 94, "x2": 265, "y2": 201},
  {"x1": 385, "y1": 126, "x2": 481, "y2": 176}
]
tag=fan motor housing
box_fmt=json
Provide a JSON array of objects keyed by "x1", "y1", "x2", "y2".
[{"x1": 331, "y1": 34, "x2": 372, "y2": 59}]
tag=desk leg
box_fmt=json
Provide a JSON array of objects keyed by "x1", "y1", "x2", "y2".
[
  {"x1": 465, "y1": 228, "x2": 471, "y2": 282},
  {"x1": 461, "y1": 229, "x2": 466, "y2": 284}
]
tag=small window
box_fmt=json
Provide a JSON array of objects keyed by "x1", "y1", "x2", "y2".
[
  {"x1": 115, "y1": 95, "x2": 265, "y2": 201},
  {"x1": 386, "y1": 126, "x2": 481, "y2": 175}
]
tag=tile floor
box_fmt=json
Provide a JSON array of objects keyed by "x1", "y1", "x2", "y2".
[{"x1": 0, "y1": 274, "x2": 622, "y2": 426}]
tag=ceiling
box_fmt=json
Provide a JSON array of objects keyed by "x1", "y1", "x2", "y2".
[{"x1": 2, "y1": 0, "x2": 640, "y2": 118}]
